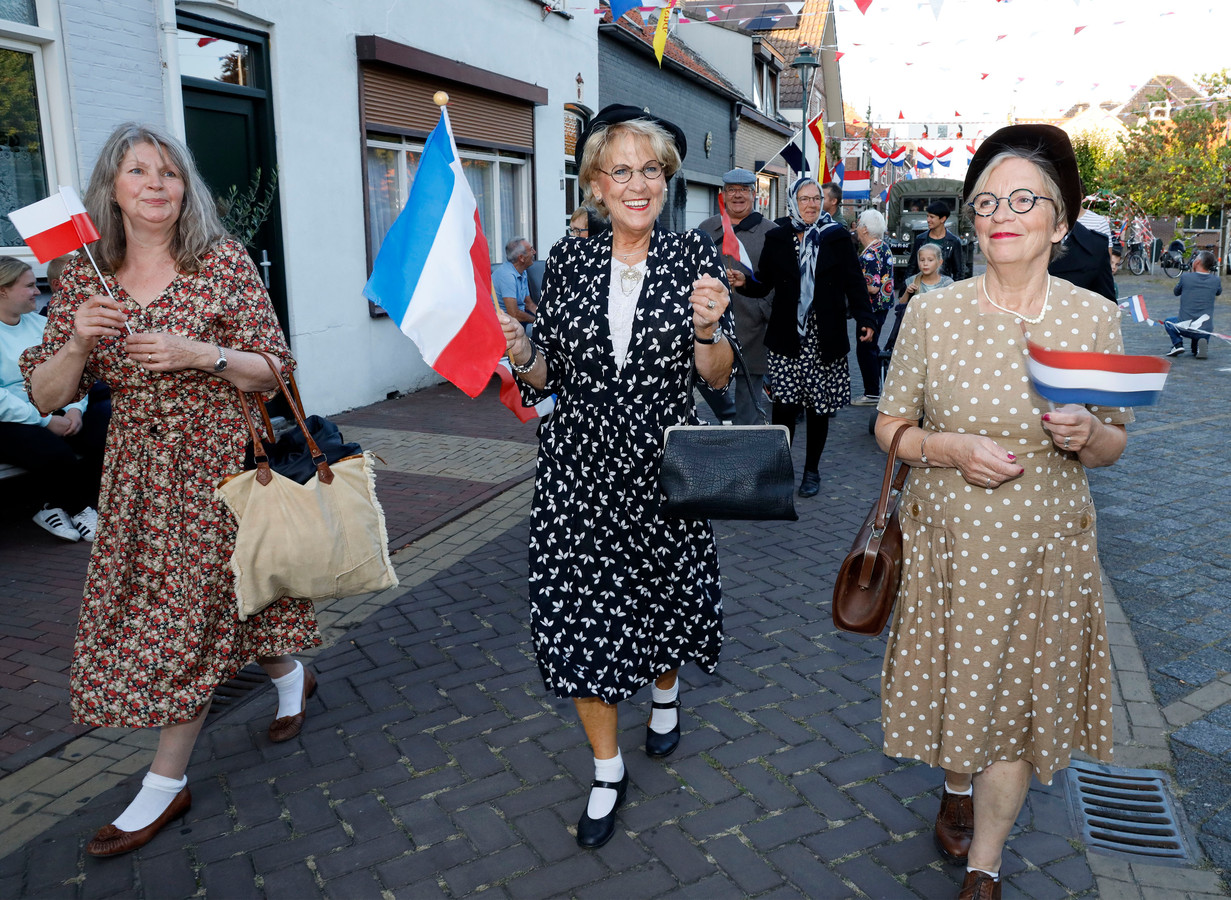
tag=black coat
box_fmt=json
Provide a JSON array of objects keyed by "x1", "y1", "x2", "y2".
[
  {"x1": 1048, "y1": 221, "x2": 1116, "y2": 302},
  {"x1": 744, "y1": 222, "x2": 877, "y2": 362}
]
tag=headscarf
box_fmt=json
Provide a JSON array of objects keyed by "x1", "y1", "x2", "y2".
[{"x1": 786, "y1": 177, "x2": 836, "y2": 336}]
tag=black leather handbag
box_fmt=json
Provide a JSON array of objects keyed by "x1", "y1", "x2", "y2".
[{"x1": 659, "y1": 341, "x2": 797, "y2": 521}]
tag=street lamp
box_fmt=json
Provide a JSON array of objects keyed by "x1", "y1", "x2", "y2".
[{"x1": 791, "y1": 44, "x2": 820, "y2": 179}]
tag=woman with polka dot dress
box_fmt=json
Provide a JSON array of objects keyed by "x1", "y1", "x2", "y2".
[{"x1": 874, "y1": 125, "x2": 1132, "y2": 900}]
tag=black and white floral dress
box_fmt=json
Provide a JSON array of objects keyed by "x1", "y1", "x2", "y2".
[{"x1": 517, "y1": 229, "x2": 735, "y2": 703}]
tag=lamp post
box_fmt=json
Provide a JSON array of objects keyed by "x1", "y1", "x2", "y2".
[{"x1": 791, "y1": 45, "x2": 820, "y2": 180}]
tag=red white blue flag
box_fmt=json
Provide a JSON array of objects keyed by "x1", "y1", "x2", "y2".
[
  {"x1": 363, "y1": 107, "x2": 505, "y2": 399},
  {"x1": 916, "y1": 146, "x2": 934, "y2": 172},
  {"x1": 6, "y1": 186, "x2": 100, "y2": 263},
  {"x1": 888, "y1": 146, "x2": 907, "y2": 167},
  {"x1": 1026, "y1": 342, "x2": 1170, "y2": 407},
  {"x1": 869, "y1": 142, "x2": 889, "y2": 168},
  {"x1": 934, "y1": 146, "x2": 953, "y2": 167},
  {"x1": 842, "y1": 169, "x2": 871, "y2": 201},
  {"x1": 1119, "y1": 294, "x2": 1150, "y2": 324}
]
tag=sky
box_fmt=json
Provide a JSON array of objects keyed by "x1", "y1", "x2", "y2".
[{"x1": 827, "y1": 0, "x2": 1230, "y2": 138}]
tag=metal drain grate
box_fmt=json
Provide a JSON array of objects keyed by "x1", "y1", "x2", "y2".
[
  {"x1": 207, "y1": 664, "x2": 269, "y2": 718},
  {"x1": 1065, "y1": 760, "x2": 1194, "y2": 863}
]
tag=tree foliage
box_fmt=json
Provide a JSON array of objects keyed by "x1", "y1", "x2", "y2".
[
  {"x1": 1109, "y1": 70, "x2": 1231, "y2": 217},
  {"x1": 1071, "y1": 135, "x2": 1118, "y2": 197}
]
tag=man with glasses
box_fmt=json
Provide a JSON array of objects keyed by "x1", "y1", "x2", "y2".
[
  {"x1": 494, "y1": 237, "x2": 538, "y2": 334},
  {"x1": 697, "y1": 168, "x2": 776, "y2": 425}
]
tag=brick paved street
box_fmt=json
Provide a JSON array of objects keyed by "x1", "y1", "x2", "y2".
[{"x1": 0, "y1": 271, "x2": 1227, "y2": 898}]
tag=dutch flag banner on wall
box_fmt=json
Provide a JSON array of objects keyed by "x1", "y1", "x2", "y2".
[
  {"x1": 1026, "y1": 342, "x2": 1170, "y2": 407},
  {"x1": 363, "y1": 107, "x2": 505, "y2": 399},
  {"x1": 842, "y1": 170, "x2": 871, "y2": 201}
]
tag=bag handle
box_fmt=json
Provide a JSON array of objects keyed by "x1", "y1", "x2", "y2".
[
  {"x1": 858, "y1": 422, "x2": 912, "y2": 586},
  {"x1": 714, "y1": 333, "x2": 772, "y2": 426},
  {"x1": 235, "y1": 352, "x2": 335, "y2": 485}
]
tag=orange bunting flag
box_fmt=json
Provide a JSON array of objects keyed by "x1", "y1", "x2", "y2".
[{"x1": 653, "y1": 0, "x2": 678, "y2": 67}]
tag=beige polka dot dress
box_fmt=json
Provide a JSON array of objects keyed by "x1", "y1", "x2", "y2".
[{"x1": 877, "y1": 277, "x2": 1134, "y2": 785}]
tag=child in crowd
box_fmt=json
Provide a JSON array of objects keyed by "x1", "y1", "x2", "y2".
[{"x1": 885, "y1": 243, "x2": 955, "y2": 355}]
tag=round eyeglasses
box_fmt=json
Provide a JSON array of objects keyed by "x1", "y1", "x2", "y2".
[
  {"x1": 599, "y1": 163, "x2": 664, "y2": 183},
  {"x1": 968, "y1": 189, "x2": 1054, "y2": 217},
  {"x1": 568, "y1": 226, "x2": 588, "y2": 237}
]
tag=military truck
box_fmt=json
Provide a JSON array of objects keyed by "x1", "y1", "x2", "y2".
[{"x1": 884, "y1": 177, "x2": 976, "y2": 287}]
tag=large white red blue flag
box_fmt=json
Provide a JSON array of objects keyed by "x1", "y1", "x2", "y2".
[
  {"x1": 7, "y1": 185, "x2": 100, "y2": 263},
  {"x1": 718, "y1": 193, "x2": 757, "y2": 282},
  {"x1": 1026, "y1": 342, "x2": 1170, "y2": 407},
  {"x1": 842, "y1": 169, "x2": 871, "y2": 201},
  {"x1": 363, "y1": 107, "x2": 505, "y2": 399}
]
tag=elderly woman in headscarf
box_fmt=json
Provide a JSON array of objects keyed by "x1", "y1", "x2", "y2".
[
  {"x1": 729, "y1": 177, "x2": 876, "y2": 496},
  {"x1": 500, "y1": 105, "x2": 734, "y2": 850}
]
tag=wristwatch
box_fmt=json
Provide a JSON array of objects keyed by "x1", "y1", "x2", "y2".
[
  {"x1": 694, "y1": 326, "x2": 724, "y2": 345},
  {"x1": 213, "y1": 346, "x2": 228, "y2": 373}
]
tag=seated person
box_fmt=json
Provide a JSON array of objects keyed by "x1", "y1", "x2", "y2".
[
  {"x1": 885, "y1": 242, "x2": 954, "y2": 355},
  {"x1": 0, "y1": 256, "x2": 109, "y2": 542},
  {"x1": 494, "y1": 237, "x2": 537, "y2": 336},
  {"x1": 1166, "y1": 250, "x2": 1222, "y2": 359}
]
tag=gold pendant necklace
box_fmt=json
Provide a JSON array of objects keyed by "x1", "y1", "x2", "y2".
[{"x1": 982, "y1": 275, "x2": 1050, "y2": 325}]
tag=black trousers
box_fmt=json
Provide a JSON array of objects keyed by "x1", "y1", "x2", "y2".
[
  {"x1": 0, "y1": 401, "x2": 110, "y2": 513},
  {"x1": 772, "y1": 401, "x2": 829, "y2": 476}
]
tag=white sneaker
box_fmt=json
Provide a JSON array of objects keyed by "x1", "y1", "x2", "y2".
[
  {"x1": 72, "y1": 507, "x2": 99, "y2": 542},
  {"x1": 34, "y1": 506, "x2": 81, "y2": 542},
  {"x1": 851, "y1": 394, "x2": 880, "y2": 407},
  {"x1": 1166, "y1": 346, "x2": 1185, "y2": 357}
]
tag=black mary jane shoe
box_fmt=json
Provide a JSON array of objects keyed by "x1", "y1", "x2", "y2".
[
  {"x1": 646, "y1": 699, "x2": 682, "y2": 759},
  {"x1": 799, "y1": 471, "x2": 821, "y2": 498},
  {"x1": 576, "y1": 770, "x2": 628, "y2": 849}
]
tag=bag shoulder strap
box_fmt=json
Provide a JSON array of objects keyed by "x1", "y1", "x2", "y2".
[
  {"x1": 235, "y1": 352, "x2": 335, "y2": 485},
  {"x1": 874, "y1": 423, "x2": 913, "y2": 532},
  {"x1": 724, "y1": 337, "x2": 771, "y2": 425}
]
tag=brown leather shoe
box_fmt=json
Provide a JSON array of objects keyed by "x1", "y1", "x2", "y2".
[
  {"x1": 86, "y1": 786, "x2": 191, "y2": 857},
  {"x1": 268, "y1": 667, "x2": 316, "y2": 743},
  {"x1": 935, "y1": 788, "x2": 974, "y2": 864},
  {"x1": 957, "y1": 869, "x2": 1001, "y2": 900}
]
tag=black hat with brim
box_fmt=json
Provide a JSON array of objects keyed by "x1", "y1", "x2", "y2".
[
  {"x1": 575, "y1": 104, "x2": 687, "y2": 170},
  {"x1": 963, "y1": 124, "x2": 1081, "y2": 230}
]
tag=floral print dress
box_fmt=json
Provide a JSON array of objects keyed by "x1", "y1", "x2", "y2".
[
  {"x1": 517, "y1": 229, "x2": 735, "y2": 704},
  {"x1": 21, "y1": 240, "x2": 320, "y2": 728}
]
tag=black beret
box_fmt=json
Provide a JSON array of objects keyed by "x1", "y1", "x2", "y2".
[
  {"x1": 575, "y1": 104, "x2": 687, "y2": 170},
  {"x1": 963, "y1": 124, "x2": 1082, "y2": 230}
]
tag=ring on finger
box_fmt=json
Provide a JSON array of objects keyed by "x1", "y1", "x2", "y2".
[
  {"x1": 706, "y1": 300, "x2": 716, "y2": 310},
  {"x1": 985, "y1": 476, "x2": 991, "y2": 488},
  {"x1": 1063, "y1": 435, "x2": 1071, "y2": 449}
]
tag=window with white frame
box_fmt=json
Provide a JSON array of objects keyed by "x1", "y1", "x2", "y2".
[
  {"x1": 365, "y1": 132, "x2": 530, "y2": 266},
  {"x1": 0, "y1": 36, "x2": 52, "y2": 250},
  {"x1": 754, "y1": 59, "x2": 778, "y2": 117}
]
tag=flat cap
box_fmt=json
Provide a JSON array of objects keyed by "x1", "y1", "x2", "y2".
[{"x1": 722, "y1": 168, "x2": 756, "y2": 185}]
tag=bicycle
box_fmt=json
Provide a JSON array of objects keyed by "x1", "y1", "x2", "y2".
[
  {"x1": 1159, "y1": 240, "x2": 1192, "y2": 278},
  {"x1": 1124, "y1": 241, "x2": 1148, "y2": 276}
]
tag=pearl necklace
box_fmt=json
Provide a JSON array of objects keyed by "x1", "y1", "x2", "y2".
[{"x1": 982, "y1": 275, "x2": 1051, "y2": 325}]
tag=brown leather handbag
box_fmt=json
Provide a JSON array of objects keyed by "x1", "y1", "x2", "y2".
[{"x1": 832, "y1": 422, "x2": 912, "y2": 635}]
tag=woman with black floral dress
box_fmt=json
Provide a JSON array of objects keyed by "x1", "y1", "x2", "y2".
[
  {"x1": 23, "y1": 123, "x2": 319, "y2": 858},
  {"x1": 500, "y1": 105, "x2": 735, "y2": 849}
]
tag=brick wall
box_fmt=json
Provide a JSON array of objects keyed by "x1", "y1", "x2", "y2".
[{"x1": 61, "y1": 0, "x2": 165, "y2": 181}]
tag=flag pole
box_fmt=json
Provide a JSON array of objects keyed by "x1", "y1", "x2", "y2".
[
  {"x1": 79, "y1": 242, "x2": 131, "y2": 334},
  {"x1": 434, "y1": 89, "x2": 518, "y2": 371}
]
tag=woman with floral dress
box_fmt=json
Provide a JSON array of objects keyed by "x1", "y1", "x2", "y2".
[
  {"x1": 852, "y1": 208, "x2": 895, "y2": 406},
  {"x1": 22, "y1": 123, "x2": 320, "y2": 857},
  {"x1": 499, "y1": 105, "x2": 734, "y2": 849}
]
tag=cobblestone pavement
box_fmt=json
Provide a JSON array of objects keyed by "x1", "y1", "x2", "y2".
[
  {"x1": 1088, "y1": 271, "x2": 1231, "y2": 881},
  {"x1": 0, "y1": 275, "x2": 1227, "y2": 898}
]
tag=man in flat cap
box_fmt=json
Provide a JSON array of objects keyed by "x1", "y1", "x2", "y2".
[{"x1": 697, "y1": 168, "x2": 776, "y2": 424}]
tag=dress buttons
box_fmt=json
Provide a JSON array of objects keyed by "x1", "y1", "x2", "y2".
[
  {"x1": 911, "y1": 502, "x2": 921, "y2": 517},
  {"x1": 1079, "y1": 513, "x2": 1091, "y2": 529},
  {"x1": 148, "y1": 424, "x2": 161, "y2": 436}
]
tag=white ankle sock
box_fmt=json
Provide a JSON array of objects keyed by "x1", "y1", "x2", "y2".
[
  {"x1": 968, "y1": 867, "x2": 999, "y2": 880},
  {"x1": 112, "y1": 771, "x2": 187, "y2": 832},
  {"x1": 271, "y1": 660, "x2": 305, "y2": 719},
  {"x1": 650, "y1": 681, "x2": 679, "y2": 734},
  {"x1": 945, "y1": 782, "x2": 973, "y2": 796},
  {"x1": 586, "y1": 751, "x2": 625, "y2": 819}
]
